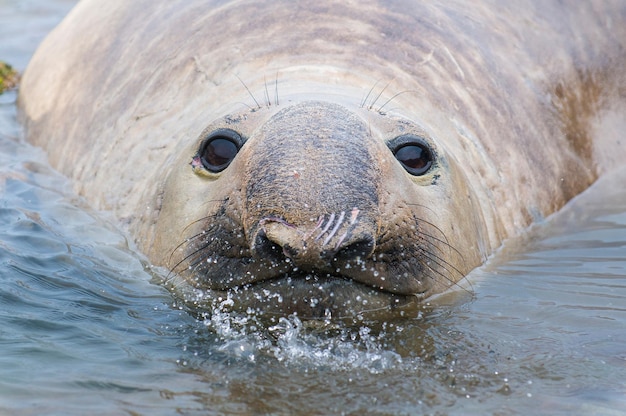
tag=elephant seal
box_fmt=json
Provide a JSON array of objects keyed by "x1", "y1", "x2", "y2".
[{"x1": 18, "y1": 1, "x2": 626, "y2": 319}]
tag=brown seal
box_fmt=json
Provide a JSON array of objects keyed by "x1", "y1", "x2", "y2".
[{"x1": 18, "y1": 0, "x2": 626, "y2": 319}]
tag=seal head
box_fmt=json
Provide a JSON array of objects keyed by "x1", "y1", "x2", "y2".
[{"x1": 159, "y1": 101, "x2": 485, "y2": 318}]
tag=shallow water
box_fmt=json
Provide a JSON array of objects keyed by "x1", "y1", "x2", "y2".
[{"x1": 1, "y1": 2, "x2": 625, "y2": 415}]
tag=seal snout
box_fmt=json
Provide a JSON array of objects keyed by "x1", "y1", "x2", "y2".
[{"x1": 252, "y1": 209, "x2": 376, "y2": 273}]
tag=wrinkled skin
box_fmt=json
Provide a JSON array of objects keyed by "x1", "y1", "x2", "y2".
[{"x1": 19, "y1": 0, "x2": 626, "y2": 318}]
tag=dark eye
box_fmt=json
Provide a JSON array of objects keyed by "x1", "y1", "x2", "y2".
[
  {"x1": 392, "y1": 137, "x2": 434, "y2": 176},
  {"x1": 199, "y1": 129, "x2": 241, "y2": 172}
]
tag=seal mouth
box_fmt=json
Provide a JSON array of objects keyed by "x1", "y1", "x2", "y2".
[
  {"x1": 196, "y1": 270, "x2": 423, "y2": 321},
  {"x1": 171, "y1": 210, "x2": 437, "y2": 320}
]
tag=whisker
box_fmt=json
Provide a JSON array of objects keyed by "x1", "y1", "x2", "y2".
[
  {"x1": 263, "y1": 76, "x2": 271, "y2": 108},
  {"x1": 166, "y1": 212, "x2": 223, "y2": 267},
  {"x1": 235, "y1": 101, "x2": 256, "y2": 111},
  {"x1": 162, "y1": 274, "x2": 188, "y2": 291},
  {"x1": 361, "y1": 79, "x2": 381, "y2": 108},
  {"x1": 419, "y1": 231, "x2": 475, "y2": 295},
  {"x1": 166, "y1": 226, "x2": 221, "y2": 276},
  {"x1": 405, "y1": 201, "x2": 438, "y2": 218},
  {"x1": 419, "y1": 245, "x2": 465, "y2": 282},
  {"x1": 166, "y1": 233, "x2": 203, "y2": 269},
  {"x1": 180, "y1": 215, "x2": 214, "y2": 235},
  {"x1": 417, "y1": 226, "x2": 465, "y2": 262},
  {"x1": 169, "y1": 241, "x2": 213, "y2": 278},
  {"x1": 235, "y1": 74, "x2": 261, "y2": 109},
  {"x1": 186, "y1": 250, "x2": 214, "y2": 273},
  {"x1": 407, "y1": 209, "x2": 465, "y2": 258},
  {"x1": 375, "y1": 210, "x2": 459, "y2": 259},
  {"x1": 413, "y1": 213, "x2": 467, "y2": 273},
  {"x1": 419, "y1": 249, "x2": 473, "y2": 295},
  {"x1": 368, "y1": 78, "x2": 395, "y2": 110},
  {"x1": 274, "y1": 71, "x2": 279, "y2": 106},
  {"x1": 377, "y1": 90, "x2": 418, "y2": 113}
]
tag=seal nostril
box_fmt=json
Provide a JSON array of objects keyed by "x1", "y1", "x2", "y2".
[
  {"x1": 333, "y1": 235, "x2": 376, "y2": 263},
  {"x1": 253, "y1": 230, "x2": 287, "y2": 262},
  {"x1": 281, "y1": 244, "x2": 299, "y2": 259}
]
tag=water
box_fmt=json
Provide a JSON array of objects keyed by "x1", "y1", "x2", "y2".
[{"x1": 1, "y1": 2, "x2": 625, "y2": 414}]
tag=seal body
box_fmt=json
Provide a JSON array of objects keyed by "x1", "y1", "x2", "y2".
[{"x1": 18, "y1": 0, "x2": 626, "y2": 318}]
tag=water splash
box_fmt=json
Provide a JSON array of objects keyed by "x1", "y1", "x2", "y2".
[
  {"x1": 266, "y1": 315, "x2": 404, "y2": 373},
  {"x1": 196, "y1": 296, "x2": 414, "y2": 374}
]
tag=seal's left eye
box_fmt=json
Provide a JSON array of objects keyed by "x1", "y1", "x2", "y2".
[{"x1": 199, "y1": 129, "x2": 241, "y2": 173}]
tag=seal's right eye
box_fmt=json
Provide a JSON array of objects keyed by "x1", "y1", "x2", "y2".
[
  {"x1": 389, "y1": 135, "x2": 434, "y2": 176},
  {"x1": 197, "y1": 129, "x2": 242, "y2": 173},
  {"x1": 394, "y1": 143, "x2": 432, "y2": 176}
]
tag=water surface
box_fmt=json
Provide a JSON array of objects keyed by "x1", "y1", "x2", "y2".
[{"x1": 1, "y1": 2, "x2": 625, "y2": 415}]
